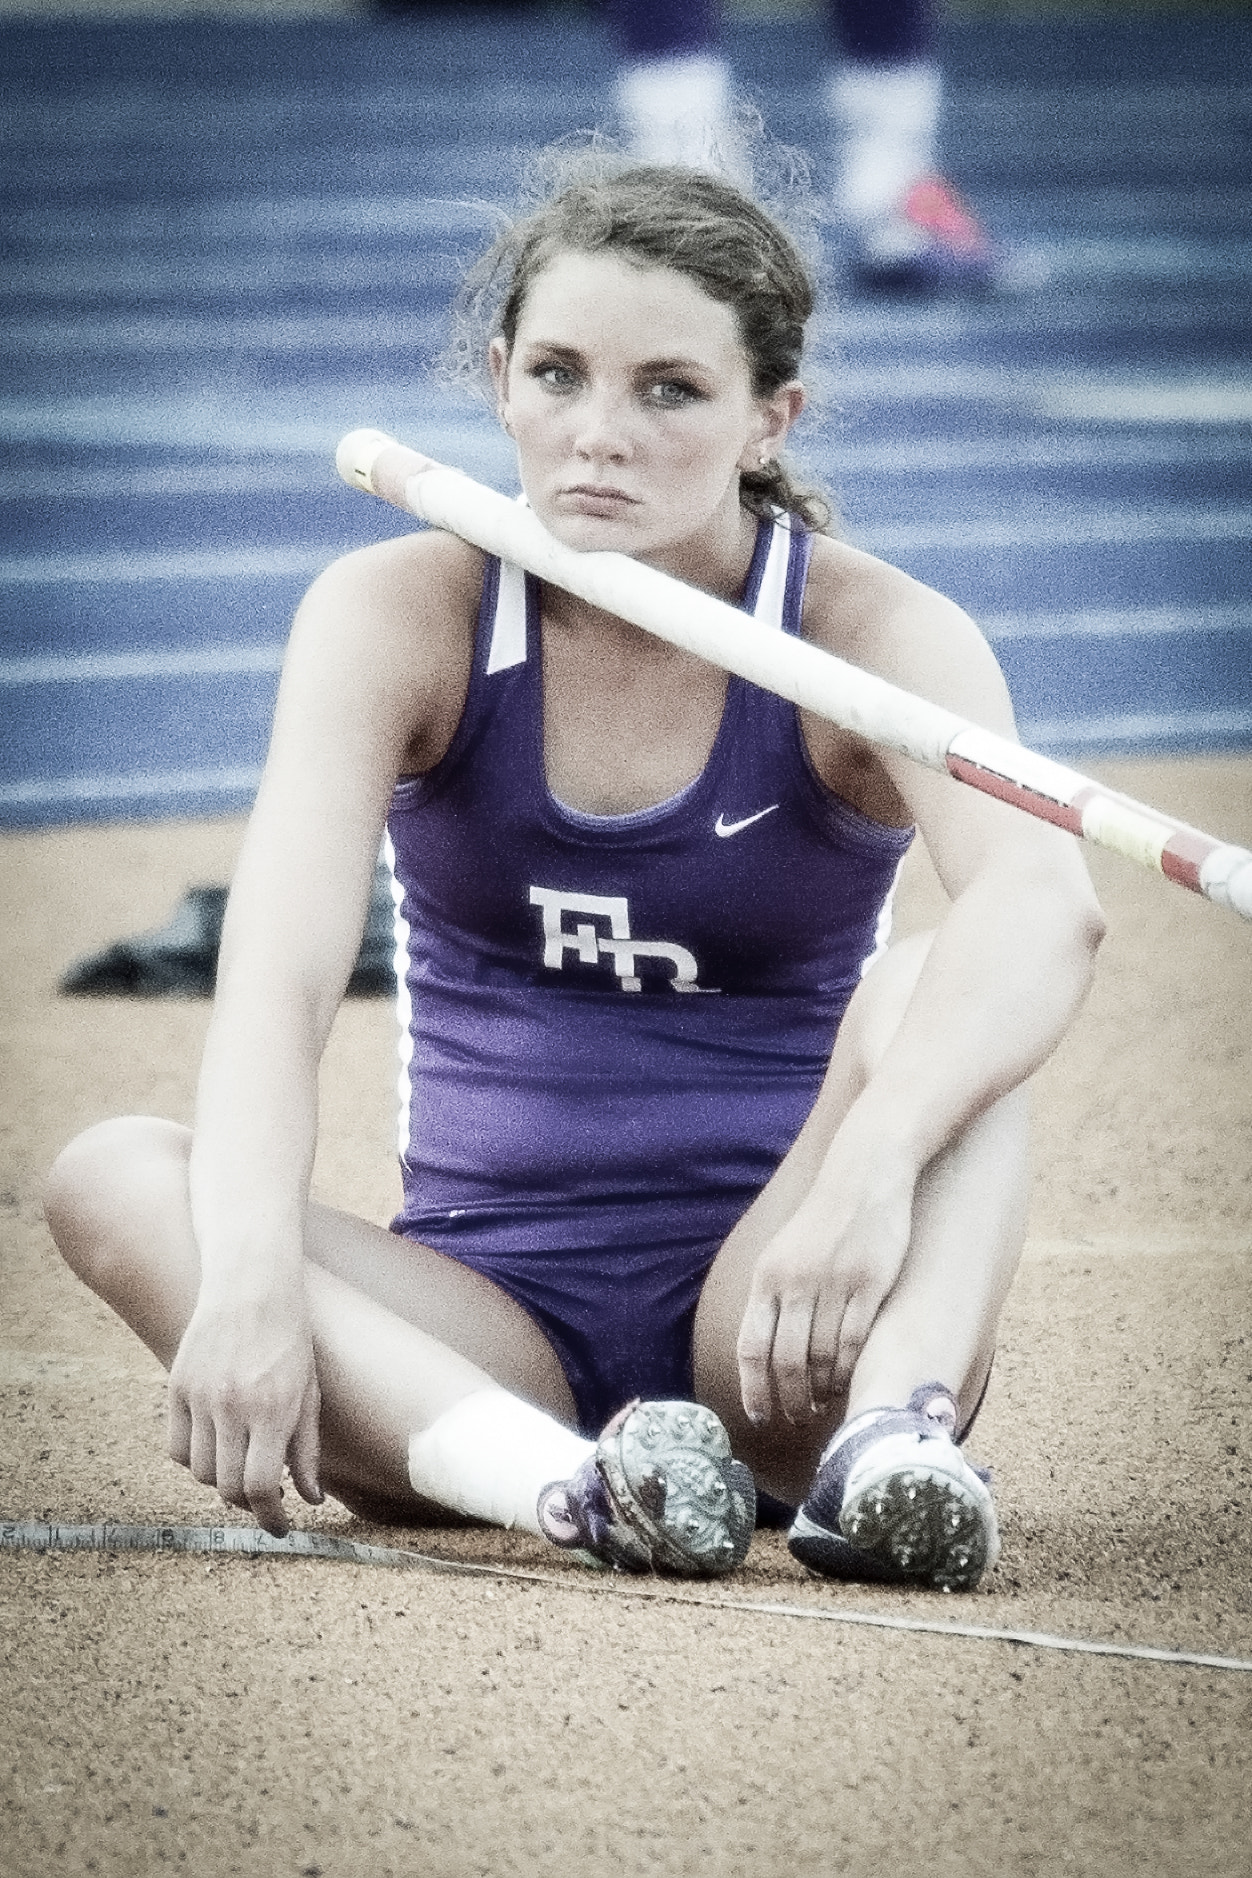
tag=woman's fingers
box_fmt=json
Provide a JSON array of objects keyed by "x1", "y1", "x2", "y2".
[
  {"x1": 287, "y1": 1377, "x2": 324, "y2": 1507},
  {"x1": 736, "y1": 1289, "x2": 780, "y2": 1425},
  {"x1": 170, "y1": 1384, "x2": 315, "y2": 1532},
  {"x1": 187, "y1": 1411, "x2": 220, "y2": 1489},
  {"x1": 214, "y1": 1417, "x2": 254, "y2": 1511},
  {"x1": 771, "y1": 1294, "x2": 819, "y2": 1423},
  {"x1": 807, "y1": 1285, "x2": 846, "y2": 1412},
  {"x1": 167, "y1": 1390, "x2": 192, "y2": 1470},
  {"x1": 739, "y1": 1271, "x2": 876, "y2": 1425},
  {"x1": 739, "y1": 1272, "x2": 845, "y2": 1425},
  {"x1": 831, "y1": 1286, "x2": 877, "y2": 1399},
  {"x1": 739, "y1": 1176, "x2": 914, "y2": 1425},
  {"x1": 166, "y1": 1310, "x2": 321, "y2": 1530},
  {"x1": 243, "y1": 1427, "x2": 292, "y2": 1537}
]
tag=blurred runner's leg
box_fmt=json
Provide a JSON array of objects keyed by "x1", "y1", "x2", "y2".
[{"x1": 607, "y1": 0, "x2": 996, "y2": 292}]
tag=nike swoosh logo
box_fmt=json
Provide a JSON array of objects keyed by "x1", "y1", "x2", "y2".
[{"x1": 714, "y1": 805, "x2": 780, "y2": 838}]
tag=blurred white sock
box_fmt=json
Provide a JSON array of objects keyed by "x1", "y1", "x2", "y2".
[
  {"x1": 618, "y1": 52, "x2": 735, "y2": 173},
  {"x1": 828, "y1": 58, "x2": 941, "y2": 229},
  {"x1": 407, "y1": 1388, "x2": 594, "y2": 1536}
]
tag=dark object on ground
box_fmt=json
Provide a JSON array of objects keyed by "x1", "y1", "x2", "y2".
[{"x1": 60, "y1": 868, "x2": 396, "y2": 999}]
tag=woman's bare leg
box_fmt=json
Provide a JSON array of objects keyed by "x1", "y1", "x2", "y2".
[
  {"x1": 43, "y1": 1115, "x2": 578, "y2": 1517},
  {"x1": 693, "y1": 933, "x2": 1029, "y2": 1507},
  {"x1": 44, "y1": 1116, "x2": 758, "y2": 1575}
]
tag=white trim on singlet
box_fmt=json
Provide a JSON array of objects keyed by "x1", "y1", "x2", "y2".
[
  {"x1": 486, "y1": 558, "x2": 528, "y2": 674},
  {"x1": 486, "y1": 515, "x2": 792, "y2": 674},
  {"x1": 383, "y1": 830, "x2": 418, "y2": 1157},
  {"x1": 751, "y1": 514, "x2": 792, "y2": 630},
  {"x1": 860, "y1": 852, "x2": 907, "y2": 977}
]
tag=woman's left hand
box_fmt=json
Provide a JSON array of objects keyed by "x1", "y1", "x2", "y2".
[{"x1": 735, "y1": 1152, "x2": 916, "y2": 1426}]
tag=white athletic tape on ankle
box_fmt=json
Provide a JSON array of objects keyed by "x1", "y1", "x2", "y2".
[{"x1": 407, "y1": 1390, "x2": 593, "y2": 1537}]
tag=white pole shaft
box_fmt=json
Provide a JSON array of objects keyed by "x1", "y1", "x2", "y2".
[
  {"x1": 335, "y1": 430, "x2": 1252, "y2": 923},
  {"x1": 339, "y1": 432, "x2": 966, "y2": 769}
]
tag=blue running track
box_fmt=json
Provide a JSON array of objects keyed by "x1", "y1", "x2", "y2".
[{"x1": 1, "y1": 7, "x2": 1250, "y2": 826}]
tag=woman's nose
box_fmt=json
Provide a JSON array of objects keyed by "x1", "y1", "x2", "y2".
[{"x1": 572, "y1": 388, "x2": 631, "y2": 461}]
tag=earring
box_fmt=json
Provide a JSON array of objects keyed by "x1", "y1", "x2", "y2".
[{"x1": 758, "y1": 452, "x2": 772, "y2": 469}]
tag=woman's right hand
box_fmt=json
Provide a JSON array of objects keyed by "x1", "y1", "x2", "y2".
[
  {"x1": 167, "y1": 1288, "x2": 323, "y2": 1537},
  {"x1": 736, "y1": 1139, "x2": 918, "y2": 1427}
]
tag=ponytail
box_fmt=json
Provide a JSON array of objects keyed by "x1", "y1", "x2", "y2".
[{"x1": 739, "y1": 458, "x2": 833, "y2": 534}]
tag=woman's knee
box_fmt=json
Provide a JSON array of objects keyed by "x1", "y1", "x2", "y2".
[
  {"x1": 43, "y1": 1115, "x2": 191, "y2": 1288},
  {"x1": 835, "y1": 931, "x2": 934, "y2": 1089}
]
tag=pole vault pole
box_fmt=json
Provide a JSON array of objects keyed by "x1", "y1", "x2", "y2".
[{"x1": 336, "y1": 429, "x2": 1252, "y2": 924}]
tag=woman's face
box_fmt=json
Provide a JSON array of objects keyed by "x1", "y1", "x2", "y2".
[{"x1": 490, "y1": 249, "x2": 802, "y2": 580}]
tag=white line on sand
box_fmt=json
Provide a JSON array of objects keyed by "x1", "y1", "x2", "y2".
[{"x1": 3, "y1": 1521, "x2": 1248, "y2": 1676}]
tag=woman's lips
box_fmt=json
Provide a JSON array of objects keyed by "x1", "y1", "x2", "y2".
[{"x1": 559, "y1": 484, "x2": 640, "y2": 513}]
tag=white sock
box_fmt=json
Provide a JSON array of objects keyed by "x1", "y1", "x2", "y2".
[
  {"x1": 827, "y1": 58, "x2": 941, "y2": 229},
  {"x1": 407, "y1": 1389, "x2": 594, "y2": 1537},
  {"x1": 617, "y1": 53, "x2": 735, "y2": 174}
]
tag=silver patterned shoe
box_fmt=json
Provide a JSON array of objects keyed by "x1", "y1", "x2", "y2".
[{"x1": 537, "y1": 1399, "x2": 756, "y2": 1577}]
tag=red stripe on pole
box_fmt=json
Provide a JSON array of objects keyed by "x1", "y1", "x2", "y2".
[
  {"x1": 945, "y1": 755, "x2": 1084, "y2": 834},
  {"x1": 1161, "y1": 828, "x2": 1218, "y2": 892}
]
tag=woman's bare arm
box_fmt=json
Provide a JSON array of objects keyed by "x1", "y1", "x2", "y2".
[
  {"x1": 738, "y1": 543, "x2": 1106, "y2": 1423},
  {"x1": 170, "y1": 530, "x2": 480, "y2": 1532}
]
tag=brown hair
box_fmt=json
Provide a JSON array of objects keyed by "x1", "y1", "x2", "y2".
[{"x1": 450, "y1": 157, "x2": 832, "y2": 533}]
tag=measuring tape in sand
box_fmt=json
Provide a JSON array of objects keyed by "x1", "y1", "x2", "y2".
[{"x1": 5, "y1": 1519, "x2": 1249, "y2": 1676}]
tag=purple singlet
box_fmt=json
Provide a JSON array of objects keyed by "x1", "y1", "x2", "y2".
[{"x1": 385, "y1": 518, "x2": 913, "y2": 1433}]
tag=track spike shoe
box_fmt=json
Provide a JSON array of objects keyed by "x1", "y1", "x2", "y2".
[
  {"x1": 850, "y1": 175, "x2": 997, "y2": 296},
  {"x1": 537, "y1": 1399, "x2": 756, "y2": 1577},
  {"x1": 788, "y1": 1382, "x2": 998, "y2": 1591}
]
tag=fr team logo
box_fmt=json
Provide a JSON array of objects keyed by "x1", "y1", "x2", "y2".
[{"x1": 529, "y1": 886, "x2": 718, "y2": 994}]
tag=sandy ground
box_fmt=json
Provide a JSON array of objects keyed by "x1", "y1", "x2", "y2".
[{"x1": 1, "y1": 753, "x2": 1250, "y2": 1878}]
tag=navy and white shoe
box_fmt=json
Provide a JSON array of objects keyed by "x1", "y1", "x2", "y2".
[
  {"x1": 537, "y1": 1399, "x2": 756, "y2": 1577},
  {"x1": 788, "y1": 1383, "x2": 998, "y2": 1591}
]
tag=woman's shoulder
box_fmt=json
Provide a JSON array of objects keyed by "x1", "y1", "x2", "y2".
[
  {"x1": 312, "y1": 527, "x2": 487, "y2": 621},
  {"x1": 286, "y1": 528, "x2": 488, "y2": 705},
  {"x1": 792, "y1": 529, "x2": 1020, "y2": 831},
  {"x1": 277, "y1": 529, "x2": 488, "y2": 767},
  {"x1": 800, "y1": 530, "x2": 1008, "y2": 718}
]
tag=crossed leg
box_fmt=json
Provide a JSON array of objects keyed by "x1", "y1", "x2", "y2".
[{"x1": 43, "y1": 1117, "x2": 579, "y2": 1524}]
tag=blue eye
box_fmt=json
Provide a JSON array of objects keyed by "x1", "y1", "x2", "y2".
[
  {"x1": 647, "y1": 380, "x2": 699, "y2": 407},
  {"x1": 534, "y1": 361, "x2": 577, "y2": 390}
]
